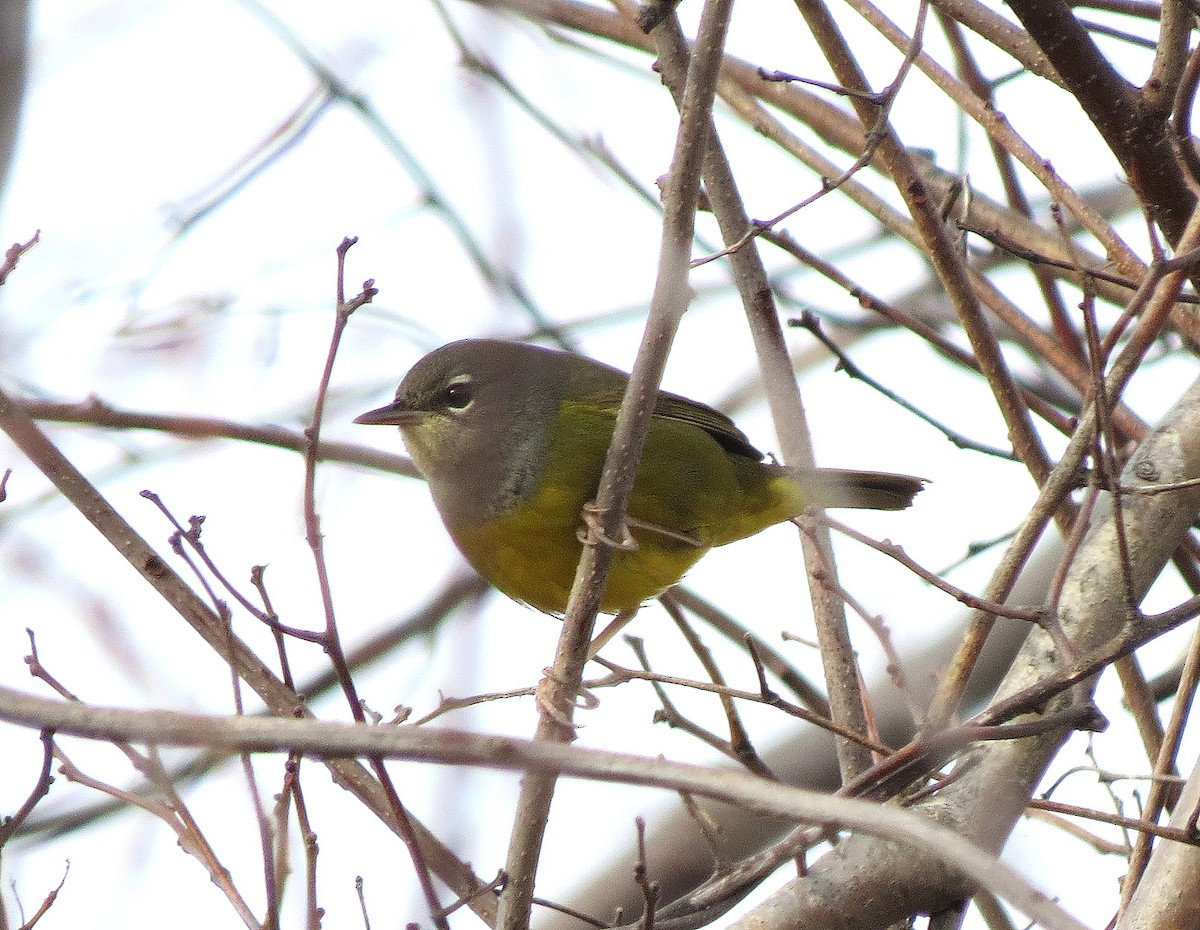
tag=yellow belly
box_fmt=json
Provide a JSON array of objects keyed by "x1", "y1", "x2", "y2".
[
  {"x1": 445, "y1": 401, "x2": 805, "y2": 615},
  {"x1": 449, "y1": 482, "x2": 710, "y2": 614}
]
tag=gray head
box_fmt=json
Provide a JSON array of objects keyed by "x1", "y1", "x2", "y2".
[{"x1": 354, "y1": 339, "x2": 582, "y2": 525}]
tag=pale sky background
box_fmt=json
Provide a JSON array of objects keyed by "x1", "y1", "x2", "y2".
[{"x1": 0, "y1": 1, "x2": 1195, "y2": 927}]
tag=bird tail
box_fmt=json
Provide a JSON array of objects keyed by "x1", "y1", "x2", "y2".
[{"x1": 788, "y1": 467, "x2": 926, "y2": 511}]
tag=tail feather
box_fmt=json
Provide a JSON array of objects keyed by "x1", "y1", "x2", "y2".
[{"x1": 793, "y1": 468, "x2": 926, "y2": 511}]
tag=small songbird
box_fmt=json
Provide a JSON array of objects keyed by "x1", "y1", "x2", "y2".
[{"x1": 355, "y1": 339, "x2": 924, "y2": 628}]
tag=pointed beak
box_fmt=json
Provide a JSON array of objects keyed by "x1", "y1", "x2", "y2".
[{"x1": 353, "y1": 400, "x2": 426, "y2": 427}]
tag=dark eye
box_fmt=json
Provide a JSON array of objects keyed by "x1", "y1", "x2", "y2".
[{"x1": 438, "y1": 379, "x2": 475, "y2": 411}]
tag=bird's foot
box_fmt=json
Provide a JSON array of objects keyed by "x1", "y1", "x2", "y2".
[{"x1": 576, "y1": 501, "x2": 639, "y2": 551}]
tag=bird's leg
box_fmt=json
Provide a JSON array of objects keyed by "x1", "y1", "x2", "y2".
[
  {"x1": 625, "y1": 516, "x2": 702, "y2": 548},
  {"x1": 587, "y1": 608, "x2": 639, "y2": 658},
  {"x1": 576, "y1": 502, "x2": 703, "y2": 550},
  {"x1": 532, "y1": 505, "x2": 641, "y2": 724}
]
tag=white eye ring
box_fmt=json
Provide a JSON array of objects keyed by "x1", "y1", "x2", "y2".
[{"x1": 440, "y1": 375, "x2": 475, "y2": 412}]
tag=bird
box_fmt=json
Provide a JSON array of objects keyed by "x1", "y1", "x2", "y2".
[{"x1": 355, "y1": 339, "x2": 923, "y2": 646}]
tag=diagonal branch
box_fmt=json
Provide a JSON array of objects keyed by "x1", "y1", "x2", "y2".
[
  {"x1": 727, "y1": 314, "x2": 1200, "y2": 930},
  {"x1": 0, "y1": 383, "x2": 497, "y2": 926},
  {"x1": 1005, "y1": 0, "x2": 1197, "y2": 241},
  {"x1": 495, "y1": 2, "x2": 737, "y2": 928}
]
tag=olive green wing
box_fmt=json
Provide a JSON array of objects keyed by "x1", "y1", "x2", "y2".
[
  {"x1": 582, "y1": 386, "x2": 764, "y2": 461},
  {"x1": 653, "y1": 390, "x2": 763, "y2": 459}
]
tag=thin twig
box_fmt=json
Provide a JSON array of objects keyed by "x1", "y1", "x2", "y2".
[{"x1": 496, "y1": 5, "x2": 737, "y2": 927}]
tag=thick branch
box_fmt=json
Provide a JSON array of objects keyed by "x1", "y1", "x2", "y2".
[
  {"x1": 1006, "y1": 0, "x2": 1197, "y2": 241},
  {"x1": 1117, "y1": 751, "x2": 1200, "y2": 929},
  {"x1": 728, "y1": 368, "x2": 1200, "y2": 930}
]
